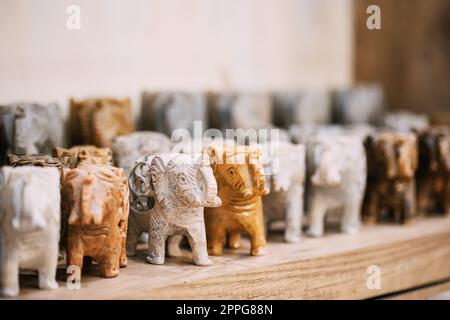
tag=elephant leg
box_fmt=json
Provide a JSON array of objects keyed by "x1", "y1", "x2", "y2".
[
  {"x1": 98, "y1": 253, "x2": 120, "y2": 278},
  {"x1": 284, "y1": 185, "x2": 302, "y2": 243},
  {"x1": 306, "y1": 196, "x2": 327, "y2": 237},
  {"x1": 186, "y1": 224, "x2": 212, "y2": 266},
  {"x1": 363, "y1": 189, "x2": 378, "y2": 225},
  {"x1": 245, "y1": 222, "x2": 267, "y2": 256},
  {"x1": 119, "y1": 218, "x2": 128, "y2": 267},
  {"x1": 0, "y1": 250, "x2": 19, "y2": 297},
  {"x1": 166, "y1": 235, "x2": 183, "y2": 257},
  {"x1": 417, "y1": 178, "x2": 432, "y2": 215},
  {"x1": 401, "y1": 184, "x2": 416, "y2": 224},
  {"x1": 443, "y1": 181, "x2": 450, "y2": 215},
  {"x1": 38, "y1": 243, "x2": 59, "y2": 290},
  {"x1": 67, "y1": 238, "x2": 84, "y2": 276},
  {"x1": 341, "y1": 197, "x2": 362, "y2": 235},
  {"x1": 227, "y1": 232, "x2": 241, "y2": 249},
  {"x1": 147, "y1": 219, "x2": 168, "y2": 265},
  {"x1": 207, "y1": 226, "x2": 226, "y2": 256}
]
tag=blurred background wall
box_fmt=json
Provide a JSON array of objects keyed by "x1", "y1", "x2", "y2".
[{"x1": 0, "y1": 0, "x2": 353, "y2": 117}]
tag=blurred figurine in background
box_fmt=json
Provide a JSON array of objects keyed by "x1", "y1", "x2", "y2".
[
  {"x1": 0, "y1": 167, "x2": 60, "y2": 297},
  {"x1": 0, "y1": 103, "x2": 64, "y2": 165},
  {"x1": 363, "y1": 131, "x2": 418, "y2": 224},
  {"x1": 62, "y1": 165, "x2": 129, "y2": 278},
  {"x1": 263, "y1": 141, "x2": 306, "y2": 243},
  {"x1": 382, "y1": 110, "x2": 430, "y2": 133},
  {"x1": 141, "y1": 92, "x2": 206, "y2": 136},
  {"x1": 306, "y1": 135, "x2": 367, "y2": 237},
  {"x1": 68, "y1": 98, "x2": 134, "y2": 147},
  {"x1": 54, "y1": 145, "x2": 113, "y2": 168},
  {"x1": 203, "y1": 143, "x2": 269, "y2": 256},
  {"x1": 333, "y1": 84, "x2": 385, "y2": 125},
  {"x1": 208, "y1": 91, "x2": 272, "y2": 131},
  {"x1": 416, "y1": 126, "x2": 450, "y2": 215},
  {"x1": 273, "y1": 90, "x2": 331, "y2": 128},
  {"x1": 112, "y1": 131, "x2": 172, "y2": 175}
]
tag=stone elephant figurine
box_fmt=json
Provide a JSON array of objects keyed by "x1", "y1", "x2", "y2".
[
  {"x1": 62, "y1": 165, "x2": 129, "y2": 278},
  {"x1": 416, "y1": 126, "x2": 450, "y2": 215},
  {"x1": 127, "y1": 153, "x2": 221, "y2": 266},
  {"x1": 273, "y1": 90, "x2": 332, "y2": 128},
  {"x1": 111, "y1": 131, "x2": 172, "y2": 175},
  {"x1": 54, "y1": 145, "x2": 113, "y2": 168},
  {"x1": 363, "y1": 131, "x2": 418, "y2": 224},
  {"x1": 208, "y1": 91, "x2": 272, "y2": 131},
  {"x1": 203, "y1": 143, "x2": 269, "y2": 256},
  {"x1": 263, "y1": 141, "x2": 306, "y2": 243},
  {"x1": 69, "y1": 98, "x2": 134, "y2": 147},
  {"x1": 306, "y1": 135, "x2": 367, "y2": 237},
  {"x1": 382, "y1": 111, "x2": 430, "y2": 133},
  {"x1": 0, "y1": 103, "x2": 64, "y2": 165},
  {"x1": 141, "y1": 92, "x2": 206, "y2": 136},
  {"x1": 333, "y1": 84, "x2": 385, "y2": 125},
  {"x1": 0, "y1": 166, "x2": 60, "y2": 297}
]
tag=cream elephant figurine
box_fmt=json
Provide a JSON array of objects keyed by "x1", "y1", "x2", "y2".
[
  {"x1": 306, "y1": 135, "x2": 367, "y2": 237},
  {"x1": 263, "y1": 141, "x2": 306, "y2": 243},
  {"x1": 0, "y1": 166, "x2": 60, "y2": 297},
  {"x1": 127, "y1": 153, "x2": 221, "y2": 266}
]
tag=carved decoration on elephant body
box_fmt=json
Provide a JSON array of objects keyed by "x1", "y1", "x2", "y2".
[
  {"x1": 306, "y1": 135, "x2": 367, "y2": 237},
  {"x1": 203, "y1": 143, "x2": 269, "y2": 256},
  {"x1": 54, "y1": 145, "x2": 113, "y2": 168},
  {"x1": 0, "y1": 167, "x2": 60, "y2": 297},
  {"x1": 363, "y1": 131, "x2": 418, "y2": 224},
  {"x1": 62, "y1": 165, "x2": 129, "y2": 278},
  {"x1": 416, "y1": 126, "x2": 450, "y2": 215},
  {"x1": 263, "y1": 141, "x2": 306, "y2": 243},
  {"x1": 69, "y1": 98, "x2": 134, "y2": 147},
  {"x1": 127, "y1": 153, "x2": 221, "y2": 266},
  {"x1": 111, "y1": 131, "x2": 172, "y2": 175},
  {"x1": 141, "y1": 92, "x2": 206, "y2": 136},
  {"x1": 0, "y1": 103, "x2": 64, "y2": 165}
]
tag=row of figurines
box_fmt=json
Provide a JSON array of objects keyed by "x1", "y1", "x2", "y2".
[
  {"x1": 0, "y1": 125, "x2": 449, "y2": 297},
  {"x1": 0, "y1": 86, "x2": 434, "y2": 165}
]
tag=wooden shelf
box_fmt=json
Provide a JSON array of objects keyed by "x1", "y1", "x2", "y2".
[{"x1": 9, "y1": 216, "x2": 450, "y2": 299}]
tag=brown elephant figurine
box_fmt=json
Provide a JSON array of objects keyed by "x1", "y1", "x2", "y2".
[
  {"x1": 363, "y1": 131, "x2": 418, "y2": 224},
  {"x1": 416, "y1": 126, "x2": 450, "y2": 215},
  {"x1": 62, "y1": 165, "x2": 129, "y2": 278},
  {"x1": 54, "y1": 145, "x2": 113, "y2": 168},
  {"x1": 69, "y1": 98, "x2": 134, "y2": 147},
  {"x1": 203, "y1": 142, "x2": 269, "y2": 256}
]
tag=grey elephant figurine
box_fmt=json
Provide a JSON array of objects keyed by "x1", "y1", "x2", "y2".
[
  {"x1": 141, "y1": 92, "x2": 207, "y2": 136},
  {"x1": 273, "y1": 90, "x2": 332, "y2": 128},
  {"x1": 333, "y1": 84, "x2": 385, "y2": 125},
  {"x1": 111, "y1": 131, "x2": 172, "y2": 175},
  {"x1": 127, "y1": 153, "x2": 221, "y2": 266},
  {"x1": 382, "y1": 110, "x2": 430, "y2": 133},
  {"x1": 208, "y1": 91, "x2": 272, "y2": 131},
  {"x1": 0, "y1": 103, "x2": 64, "y2": 165},
  {"x1": 0, "y1": 166, "x2": 60, "y2": 297},
  {"x1": 263, "y1": 141, "x2": 306, "y2": 242},
  {"x1": 306, "y1": 135, "x2": 367, "y2": 237}
]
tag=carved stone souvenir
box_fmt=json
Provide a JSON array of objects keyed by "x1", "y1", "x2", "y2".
[
  {"x1": 141, "y1": 92, "x2": 206, "y2": 136},
  {"x1": 62, "y1": 165, "x2": 129, "y2": 278},
  {"x1": 382, "y1": 110, "x2": 430, "y2": 132},
  {"x1": 333, "y1": 84, "x2": 385, "y2": 124},
  {"x1": 0, "y1": 166, "x2": 60, "y2": 297},
  {"x1": 263, "y1": 141, "x2": 306, "y2": 242},
  {"x1": 273, "y1": 90, "x2": 332, "y2": 128},
  {"x1": 127, "y1": 153, "x2": 221, "y2": 266},
  {"x1": 54, "y1": 145, "x2": 113, "y2": 168},
  {"x1": 416, "y1": 126, "x2": 450, "y2": 215},
  {"x1": 363, "y1": 131, "x2": 418, "y2": 224},
  {"x1": 306, "y1": 135, "x2": 367, "y2": 236},
  {"x1": 0, "y1": 103, "x2": 64, "y2": 165},
  {"x1": 111, "y1": 131, "x2": 172, "y2": 175},
  {"x1": 68, "y1": 98, "x2": 134, "y2": 147},
  {"x1": 203, "y1": 143, "x2": 269, "y2": 256},
  {"x1": 208, "y1": 91, "x2": 272, "y2": 131}
]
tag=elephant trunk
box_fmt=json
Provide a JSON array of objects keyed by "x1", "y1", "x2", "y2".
[
  {"x1": 199, "y1": 164, "x2": 221, "y2": 207},
  {"x1": 80, "y1": 175, "x2": 94, "y2": 224}
]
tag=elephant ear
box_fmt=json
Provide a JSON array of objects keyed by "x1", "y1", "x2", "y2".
[
  {"x1": 151, "y1": 156, "x2": 175, "y2": 213},
  {"x1": 129, "y1": 158, "x2": 154, "y2": 213}
]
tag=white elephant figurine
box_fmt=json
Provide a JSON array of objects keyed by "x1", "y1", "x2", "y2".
[
  {"x1": 111, "y1": 131, "x2": 172, "y2": 175},
  {"x1": 263, "y1": 141, "x2": 306, "y2": 243},
  {"x1": 382, "y1": 110, "x2": 430, "y2": 133},
  {"x1": 306, "y1": 135, "x2": 367, "y2": 237},
  {"x1": 0, "y1": 166, "x2": 60, "y2": 297},
  {"x1": 127, "y1": 153, "x2": 221, "y2": 266},
  {"x1": 0, "y1": 103, "x2": 64, "y2": 165}
]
